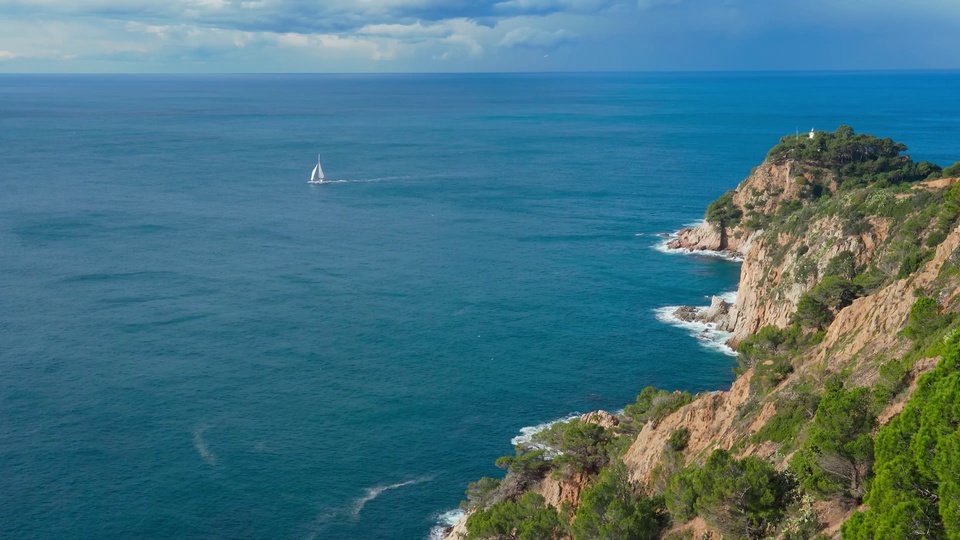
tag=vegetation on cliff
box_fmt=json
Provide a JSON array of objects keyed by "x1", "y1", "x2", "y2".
[{"x1": 451, "y1": 129, "x2": 960, "y2": 540}]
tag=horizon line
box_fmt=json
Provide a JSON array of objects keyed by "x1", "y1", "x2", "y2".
[{"x1": 1, "y1": 68, "x2": 959, "y2": 76}]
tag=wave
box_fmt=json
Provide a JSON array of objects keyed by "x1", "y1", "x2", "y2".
[
  {"x1": 653, "y1": 298, "x2": 738, "y2": 357},
  {"x1": 510, "y1": 413, "x2": 582, "y2": 451},
  {"x1": 427, "y1": 509, "x2": 466, "y2": 540},
  {"x1": 192, "y1": 425, "x2": 217, "y2": 466}
]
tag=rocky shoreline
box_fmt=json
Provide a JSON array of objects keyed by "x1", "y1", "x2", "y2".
[{"x1": 670, "y1": 294, "x2": 734, "y2": 333}]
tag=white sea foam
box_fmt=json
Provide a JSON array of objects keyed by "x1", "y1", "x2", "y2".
[
  {"x1": 510, "y1": 413, "x2": 581, "y2": 450},
  {"x1": 427, "y1": 509, "x2": 466, "y2": 540},
  {"x1": 653, "y1": 301, "x2": 738, "y2": 357},
  {"x1": 192, "y1": 426, "x2": 217, "y2": 466},
  {"x1": 651, "y1": 221, "x2": 745, "y2": 263},
  {"x1": 718, "y1": 290, "x2": 739, "y2": 304}
]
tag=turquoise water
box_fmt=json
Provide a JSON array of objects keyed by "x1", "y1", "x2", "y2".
[{"x1": 1, "y1": 72, "x2": 958, "y2": 539}]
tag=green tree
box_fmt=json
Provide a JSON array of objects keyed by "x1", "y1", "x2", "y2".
[
  {"x1": 624, "y1": 387, "x2": 692, "y2": 426},
  {"x1": 902, "y1": 296, "x2": 944, "y2": 341},
  {"x1": 943, "y1": 160, "x2": 960, "y2": 178},
  {"x1": 808, "y1": 276, "x2": 861, "y2": 312},
  {"x1": 571, "y1": 461, "x2": 668, "y2": 540},
  {"x1": 792, "y1": 294, "x2": 833, "y2": 329},
  {"x1": 705, "y1": 190, "x2": 743, "y2": 230},
  {"x1": 796, "y1": 386, "x2": 875, "y2": 499},
  {"x1": 463, "y1": 477, "x2": 502, "y2": 510},
  {"x1": 495, "y1": 450, "x2": 551, "y2": 490},
  {"x1": 532, "y1": 419, "x2": 612, "y2": 475},
  {"x1": 667, "y1": 427, "x2": 691, "y2": 452},
  {"x1": 842, "y1": 331, "x2": 960, "y2": 539},
  {"x1": 466, "y1": 492, "x2": 564, "y2": 540},
  {"x1": 824, "y1": 251, "x2": 857, "y2": 280},
  {"x1": 692, "y1": 450, "x2": 791, "y2": 539}
]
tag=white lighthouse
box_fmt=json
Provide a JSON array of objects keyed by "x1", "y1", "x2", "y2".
[{"x1": 809, "y1": 128, "x2": 815, "y2": 139}]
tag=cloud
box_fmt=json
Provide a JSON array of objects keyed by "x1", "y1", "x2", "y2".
[
  {"x1": 357, "y1": 21, "x2": 453, "y2": 40},
  {"x1": 498, "y1": 27, "x2": 575, "y2": 49},
  {"x1": 0, "y1": 0, "x2": 958, "y2": 71}
]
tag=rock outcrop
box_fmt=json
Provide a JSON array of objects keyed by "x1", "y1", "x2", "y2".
[
  {"x1": 444, "y1": 156, "x2": 960, "y2": 540},
  {"x1": 619, "y1": 198, "x2": 960, "y2": 533},
  {"x1": 672, "y1": 295, "x2": 733, "y2": 331},
  {"x1": 665, "y1": 161, "x2": 893, "y2": 346}
]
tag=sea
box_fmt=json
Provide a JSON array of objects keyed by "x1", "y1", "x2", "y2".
[{"x1": 1, "y1": 72, "x2": 958, "y2": 539}]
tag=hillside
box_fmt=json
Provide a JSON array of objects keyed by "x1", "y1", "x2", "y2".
[{"x1": 444, "y1": 127, "x2": 960, "y2": 540}]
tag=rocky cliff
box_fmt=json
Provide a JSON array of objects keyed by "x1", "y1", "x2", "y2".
[{"x1": 444, "y1": 129, "x2": 960, "y2": 540}]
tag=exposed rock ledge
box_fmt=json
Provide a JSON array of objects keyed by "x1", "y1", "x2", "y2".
[
  {"x1": 672, "y1": 295, "x2": 733, "y2": 332},
  {"x1": 666, "y1": 220, "x2": 743, "y2": 259}
]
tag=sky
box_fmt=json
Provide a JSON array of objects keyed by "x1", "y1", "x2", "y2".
[{"x1": 0, "y1": 0, "x2": 959, "y2": 72}]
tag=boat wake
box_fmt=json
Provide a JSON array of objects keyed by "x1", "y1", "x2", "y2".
[
  {"x1": 303, "y1": 476, "x2": 433, "y2": 540},
  {"x1": 307, "y1": 175, "x2": 415, "y2": 185},
  {"x1": 352, "y1": 477, "x2": 432, "y2": 517}
]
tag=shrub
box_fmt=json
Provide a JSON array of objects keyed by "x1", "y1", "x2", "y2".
[
  {"x1": 705, "y1": 190, "x2": 743, "y2": 230},
  {"x1": 896, "y1": 249, "x2": 934, "y2": 279},
  {"x1": 852, "y1": 266, "x2": 886, "y2": 295},
  {"x1": 466, "y1": 492, "x2": 563, "y2": 540},
  {"x1": 624, "y1": 387, "x2": 693, "y2": 426},
  {"x1": 792, "y1": 294, "x2": 833, "y2": 329},
  {"x1": 871, "y1": 358, "x2": 910, "y2": 406},
  {"x1": 842, "y1": 331, "x2": 960, "y2": 539},
  {"x1": 463, "y1": 477, "x2": 503, "y2": 510},
  {"x1": 664, "y1": 467, "x2": 698, "y2": 521},
  {"x1": 808, "y1": 276, "x2": 861, "y2": 311},
  {"x1": 824, "y1": 251, "x2": 857, "y2": 280},
  {"x1": 667, "y1": 427, "x2": 691, "y2": 452},
  {"x1": 691, "y1": 450, "x2": 792, "y2": 539},
  {"x1": 495, "y1": 449, "x2": 551, "y2": 488},
  {"x1": 792, "y1": 385, "x2": 875, "y2": 499},
  {"x1": 792, "y1": 276, "x2": 863, "y2": 329},
  {"x1": 943, "y1": 160, "x2": 960, "y2": 177},
  {"x1": 902, "y1": 296, "x2": 947, "y2": 341},
  {"x1": 571, "y1": 461, "x2": 668, "y2": 540},
  {"x1": 751, "y1": 390, "x2": 821, "y2": 449},
  {"x1": 925, "y1": 230, "x2": 948, "y2": 248},
  {"x1": 737, "y1": 325, "x2": 804, "y2": 369},
  {"x1": 532, "y1": 419, "x2": 612, "y2": 475}
]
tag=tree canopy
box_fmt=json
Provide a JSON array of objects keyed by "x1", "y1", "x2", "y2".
[
  {"x1": 766, "y1": 126, "x2": 941, "y2": 188},
  {"x1": 842, "y1": 332, "x2": 960, "y2": 539}
]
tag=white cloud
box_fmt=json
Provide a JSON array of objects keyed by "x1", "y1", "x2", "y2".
[
  {"x1": 0, "y1": 0, "x2": 958, "y2": 71},
  {"x1": 498, "y1": 27, "x2": 575, "y2": 48},
  {"x1": 358, "y1": 21, "x2": 452, "y2": 39}
]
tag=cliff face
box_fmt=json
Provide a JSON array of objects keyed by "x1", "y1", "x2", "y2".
[
  {"x1": 619, "y1": 167, "x2": 960, "y2": 537},
  {"x1": 445, "y1": 150, "x2": 960, "y2": 540},
  {"x1": 669, "y1": 162, "x2": 890, "y2": 346}
]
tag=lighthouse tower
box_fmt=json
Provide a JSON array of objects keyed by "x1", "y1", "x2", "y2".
[{"x1": 809, "y1": 128, "x2": 815, "y2": 139}]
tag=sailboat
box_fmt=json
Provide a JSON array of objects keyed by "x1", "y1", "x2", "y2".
[{"x1": 308, "y1": 154, "x2": 325, "y2": 184}]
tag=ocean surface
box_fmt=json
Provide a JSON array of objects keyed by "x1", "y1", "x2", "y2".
[{"x1": 1, "y1": 72, "x2": 958, "y2": 539}]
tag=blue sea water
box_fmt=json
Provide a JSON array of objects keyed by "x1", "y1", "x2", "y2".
[{"x1": 1, "y1": 72, "x2": 959, "y2": 539}]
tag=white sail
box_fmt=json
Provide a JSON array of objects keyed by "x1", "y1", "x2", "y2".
[{"x1": 309, "y1": 154, "x2": 325, "y2": 183}]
